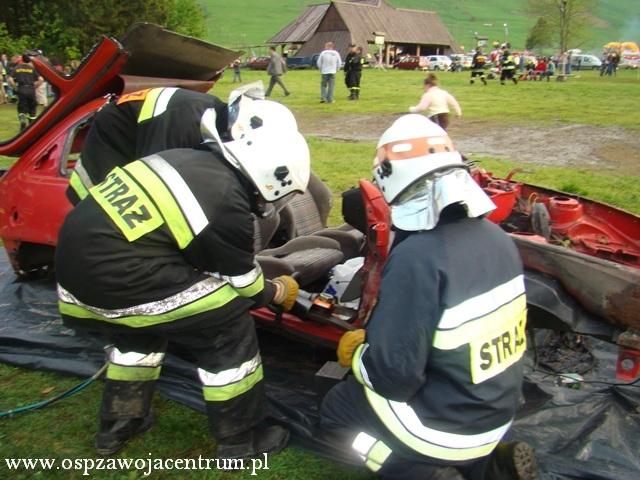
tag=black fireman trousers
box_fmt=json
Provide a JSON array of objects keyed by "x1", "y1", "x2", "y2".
[
  {"x1": 345, "y1": 71, "x2": 362, "y2": 90},
  {"x1": 16, "y1": 86, "x2": 37, "y2": 122},
  {"x1": 320, "y1": 376, "x2": 492, "y2": 480},
  {"x1": 99, "y1": 311, "x2": 266, "y2": 439}
]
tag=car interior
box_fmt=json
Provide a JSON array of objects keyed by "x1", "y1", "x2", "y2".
[{"x1": 255, "y1": 172, "x2": 365, "y2": 288}]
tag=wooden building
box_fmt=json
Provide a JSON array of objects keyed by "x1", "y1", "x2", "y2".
[{"x1": 268, "y1": 0, "x2": 460, "y2": 60}]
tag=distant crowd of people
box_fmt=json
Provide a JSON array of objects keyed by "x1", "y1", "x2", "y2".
[
  {"x1": 519, "y1": 57, "x2": 556, "y2": 82},
  {"x1": 600, "y1": 51, "x2": 620, "y2": 76}
]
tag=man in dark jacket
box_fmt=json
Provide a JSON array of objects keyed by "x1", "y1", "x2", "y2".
[
  {"x1": 57, "y1": 102, "x2": 310, "y2": 459},
  {"x1": 344, "y1": 45, "x2": 365, "y2": 100},
  {"x1": 470, "y1": 49, "x2": 488, "y2": 85},
  {"x1": 7, "y1": 54, "x2": 43, "y2": 130},
  {"x1": 320, "y1": 115, "x2": 537, "y2": 480},
  {"x1": 265, "y1": 47, "x2": 290, "y2": 97},
  {"x1": 500, "y1": 44, "x2": 518, "y2": 85}
]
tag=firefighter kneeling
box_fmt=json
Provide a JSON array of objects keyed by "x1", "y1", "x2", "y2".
[
  {"x1": 56, "y1": 101, "x2": 310, "y2": 458},
  {"x1": 320, "y1": 115, "x2": 537, "y2": 479}
]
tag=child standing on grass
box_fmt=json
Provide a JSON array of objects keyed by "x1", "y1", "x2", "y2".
[
  {"x1": 232, "y1": 60, "x2": 242, "y2": 83},
  {"x1": 409, "y1": 73, "x2": 461, "y2": 131}
]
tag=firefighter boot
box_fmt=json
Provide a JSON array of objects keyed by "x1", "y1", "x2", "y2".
[
  {"x1": 217, "y1": 425, "x2": 290, "y2": 460},
  {"x1": 484, "y1": 441, "x2": 538, "y2": 480},
  {"x1": 95, "y1": 380, "x2": 156, "y2": 456},
  {"x1": 348, "y1": 89, "x2": 356, "y2": 100},
  {"x1": 18, "y1": 113, "x2": 28, "y2": 131},
  {"x1": 355, "y1": 89, "x2": 360, "y2": 99}
]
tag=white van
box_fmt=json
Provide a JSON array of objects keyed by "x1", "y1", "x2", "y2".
[
  {"x1": 426, "y1": 55, "x2": 452, "y2": 71},
  {"x1": 570, "y1": 54, "x2": 602, "y2": 70}
]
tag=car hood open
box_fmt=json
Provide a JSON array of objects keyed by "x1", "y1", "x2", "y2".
[{"x1": 0, "y1": 23, "x2": 240, "y2": 157}]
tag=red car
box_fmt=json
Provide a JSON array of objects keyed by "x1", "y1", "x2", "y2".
[
  {"x1": 0, "y1": 26, "x2": 638, "y2": 379},
  {"x1": 247, "y1": 56, "x2": 270, "y2": 70},
  {"x1": 392, "y1": 55, "x2": 429, "y2": 70}
]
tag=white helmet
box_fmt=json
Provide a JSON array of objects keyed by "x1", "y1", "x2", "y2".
[
  {"x1": 224, "y1": 127, "x2": 310, "y2": 202},
  {"x1": 374, "y1": 114, "x2": 495, "y2": 231},
  {"x1": 200, "y1": 106, "x2": 310, "y2": 203},
  {"x1": 373, "y1": 114, "x2": 463, "y2": 204},
  {"x1": 229, "y1": 98, "x2": 298, "y2": 140}
]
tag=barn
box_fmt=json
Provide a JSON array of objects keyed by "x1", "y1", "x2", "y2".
[{"x1": 268, "y1": 0, "x2": 460, "y2": 61}]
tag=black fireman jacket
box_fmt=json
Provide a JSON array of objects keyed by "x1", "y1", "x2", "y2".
[
  {"x1": 67, "y1": 87, "x2": 228, "y2": 204},
  {"x1": 351, "y1": 215, "x2": 526, "y2": 462},
  {"x1": 57, "y1": 145, "x2": 273, "y2": 329}
]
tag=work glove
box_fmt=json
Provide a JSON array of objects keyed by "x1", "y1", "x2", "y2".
[
  {"x1": 271, "y1": 275, "x2": 299, "y2": 311},
  {"x1": 337, "y1": 329, "x2": 366, "y2": 367}
]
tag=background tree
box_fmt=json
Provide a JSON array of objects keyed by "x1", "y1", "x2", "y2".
[
  {"x1": 167, "y1": 0, "x2": 207, "y2": 38},
  {"x1": 525, "y1": 17, "x2": 554, "y2": 50},
  {"x1": 0, "y1": 0, "x2": 206, "y2": 62},
  {"x1": 527, "y1": 0, "x2": 595, "y2": 53}
]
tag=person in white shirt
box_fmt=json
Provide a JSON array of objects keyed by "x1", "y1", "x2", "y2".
[
  {"x1": 316, "y1": 42, "x2": 342, "y2": 103},
  {"x1": 409, "y1": 74, "x2": 461, "y2": 130}
]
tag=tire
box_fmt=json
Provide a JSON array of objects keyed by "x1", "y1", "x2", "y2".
[{"x1": 433, "y1": 66, "x2": 440, "y2": 71}]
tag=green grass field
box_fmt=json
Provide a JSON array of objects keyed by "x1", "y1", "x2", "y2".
[
  {"x1": 212, "y1": 68, "x2": 640, "y2": 128},
  {"x1": 198, "y1": 0, "x2": 639, "y2": 53},
  {"x1": 1, "y1": 66, "x2": 639, "y2": 478}
]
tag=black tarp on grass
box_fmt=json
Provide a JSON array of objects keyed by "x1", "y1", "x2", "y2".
[{"x1": 0, "y1": 257, "x2": 638, "y2": 479}]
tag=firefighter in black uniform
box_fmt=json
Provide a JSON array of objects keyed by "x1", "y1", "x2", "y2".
[
  {"x1": 320, "y1": 115, "x2": 537, "y2": 479},
  {"x1": 7, "y1": 54, "x2": 42, "y2": 131},
  {"x1": 66, "y1": 87, "x2": 231, "y2": 205},
  {"x1": 56, "y1": 102, "x2": 310, "y2": 458},
  {"x1": 470, "y1": 49, "x2": 488, "y2": 85},
  {"x1": 500, "y1": 44, "x2": 518, "y2": 85},
  {"x1": 344, "y1": 45, "x2": 365, "y2": 100}
]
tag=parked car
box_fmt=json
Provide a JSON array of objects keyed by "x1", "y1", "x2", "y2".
[
  {"x1": 619, "y1": 56, "x2": 639, "y2": 69},
  {"x1": 247, "y1": 56, "x2": 270, "y2": 70},
  {"x1": 449, "y1": 54, "x2": 473, "y2": 70},
  {"x1": 570, "y1": 54, "x2": 602, "y2": 70},
  {"x1": 426, "y1": 55, "x2": 452, "y2": 71},
  {"x1": 286, "y1": 56, "x2": 313, "y2": 69},
  {"x1": 392, "y1": 55, "x2": 429, "y2": 70}
]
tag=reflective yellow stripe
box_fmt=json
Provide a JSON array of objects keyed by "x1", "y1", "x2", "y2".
[
  {"x1": 69, "y1": 171, "x2": 90, "y2": 200},
  {"x1": 137, "y1": 88, "x2": 163, "y2": 123},
  {"x1": 124, "y1": 161, "x2": 194, "y2": 249},
  {"x1": 365, "y1": 440, "x2": 392, "y2": 472},
  {"x1": 364, "y1": 388, "x2": 499, "y2": 461},
  {"x1": 90, "y1": 167, "x2": 164, "y2": 242},
  {"x1": 106, "y1": 364, "x2": 161, "y2": 381},
  {"x1": 58, "y1": 284, "x2": 239, "y2": 328},
  {"x1": 202, "y1": 365, "x2": 263, "y2": 401},
  {"x1": 351, "y1": 343, "x2": 366, "y2": 385},
  {"x1": 433, "y1": 295, "x2": 527, "y2": 350},
  {"x1": 233, "y1": 273, "x2": 265, "y2": 298}
]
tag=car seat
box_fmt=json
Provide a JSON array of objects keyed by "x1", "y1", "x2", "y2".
[
  {"x1": 253, "y1": 173, "x2": 361, "y2": 286},
  {"x1": 278, "y1": 173, "x2": 364, "y2": 259}
]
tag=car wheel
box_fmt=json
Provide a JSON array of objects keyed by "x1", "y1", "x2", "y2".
[{"x1": 433, "y1": 66, "x2": 440, "y2": 71}]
